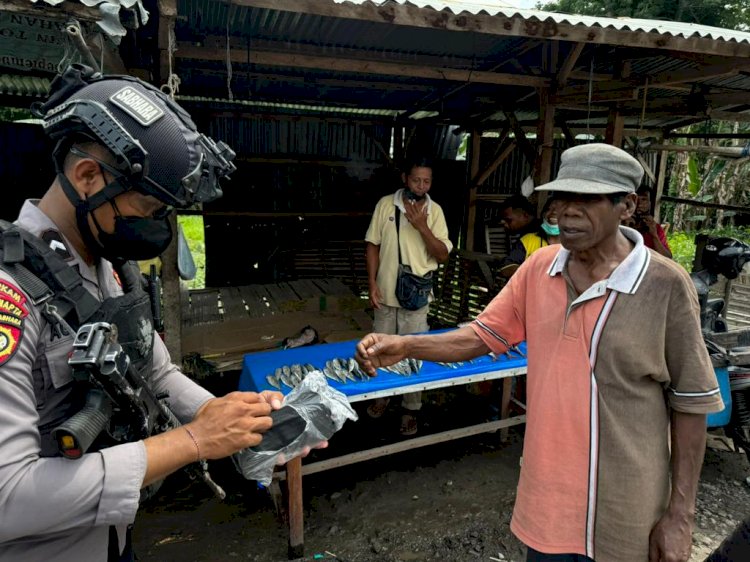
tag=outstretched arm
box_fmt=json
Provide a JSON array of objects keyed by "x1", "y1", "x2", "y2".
[{"x1": 355, "y1": 325, "x2": 489, "y2": 376}]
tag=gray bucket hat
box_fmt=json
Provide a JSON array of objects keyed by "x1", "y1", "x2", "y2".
[{"x1": 535, "y1": 143, "x2": 644, "y2": 194}]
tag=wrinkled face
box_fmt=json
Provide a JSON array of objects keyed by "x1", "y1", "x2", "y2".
[
  {"x1": 500, "y1": 207, "x2": 533, "y2": 233},
  {"x1": 402, "y1": 166, "x2": 432, "y2": 197},
  {"x1": 636, "y1": 191, "x2": 651, "y2": 215},
  {"x1": 554, "y1": 192, "x2": 636, "y2": 252}
]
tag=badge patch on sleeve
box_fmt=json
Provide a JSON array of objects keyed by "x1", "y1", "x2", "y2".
[
  {"x1": 0, "y1": 281, "x2": 28, "y2": 320},
  {"x1": 0, "y1": 281, "x2": 26, "y2": 365},
  {"x1": 0, "y1": 322, "x2": 22, "y2": 365}
]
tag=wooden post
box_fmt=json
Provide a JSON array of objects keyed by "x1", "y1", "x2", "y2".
[
  {"x1": 393, "y1": 123, "x2": 403, "y2": 164},
  {"x1": 162, "y1": 214, "x2": 182, "y2": 364},
  {"x1": 287, "y1": 456, "x2": 304, "y2": 559},
  {"x1": 654, "y1": 149, "x2": 668, "y2": 223},
  {"x1": 605, "y1": 60, "x2": 629, "y2": 147},
  {"x1": 534, "y1": 88, "x2": 555, "y2": 187},
  {"x1": 465, "y1": 129, "x2": 481, "y2": 251}
]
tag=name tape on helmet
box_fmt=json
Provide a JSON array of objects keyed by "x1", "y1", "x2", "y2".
[{"x1": 110, "y1": 87, "x2": 164, "y2": 127}]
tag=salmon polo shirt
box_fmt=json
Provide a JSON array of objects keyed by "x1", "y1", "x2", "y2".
[{"x1": 471, "y1": 227, "x2": 723, "y2": 562}]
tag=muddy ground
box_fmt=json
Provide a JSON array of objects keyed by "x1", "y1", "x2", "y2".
[{"x1": 133, "y1": 377, "x2": 750, "y2": 562}]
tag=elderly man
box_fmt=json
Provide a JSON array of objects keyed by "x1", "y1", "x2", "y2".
[{"x1": 356, "y1": 144, "x2": 722, "y2": 562}]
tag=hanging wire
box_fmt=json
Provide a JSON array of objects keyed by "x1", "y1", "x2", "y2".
[
  {"x1": 226, "y1": 1, "x2": 234, "y2": 101},
  {"x1": 98, "y1": 33, "x2": 105, "y2": 74},
  {"x1": 637, "y1": 77, "x2": 649, "y2": 138},
  {"x1": 586, "y1": 53, "x2": 594, "y2": 142}
]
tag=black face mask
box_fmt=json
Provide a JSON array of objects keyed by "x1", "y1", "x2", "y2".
[
  {"x1": 405, "y1": 189, "x2": 426, "y2": 202},
  {"x1": 95, "y1": 214, "x2": 173, "y2": 262}
]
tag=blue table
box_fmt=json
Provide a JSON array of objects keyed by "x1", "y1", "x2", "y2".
[
  {"x1": 240, "y1": 331, "x2": 528, "y2": 559},
  {"x1": 239, "y1": 335, "x2": 527, "y2": 403}
]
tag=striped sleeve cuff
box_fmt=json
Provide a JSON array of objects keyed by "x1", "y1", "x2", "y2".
[
  {"x1": 471, "y1": 319, "x2": 510, "y2": 354},
  {"x1": 667, "y1": 386, "x2": 725, "y2": 414}
]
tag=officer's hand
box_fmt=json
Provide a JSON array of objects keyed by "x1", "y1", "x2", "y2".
[
  {"x1": 189, "y1": 392, "x2": 273, "y2": 459},
  {"x1": 355, "y1": 333, "x2": 407, "y2": 376},
  {"x1": 648, "y1": 509, "x2": 693, "y2": 562},
  {"x1": 404, "y1": 200, "x2": 428, "y2": 232}
]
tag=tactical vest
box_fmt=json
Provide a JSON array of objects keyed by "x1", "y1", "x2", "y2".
[{"x1": 0, "y1": 220, "x2": 155, "y2": 445}]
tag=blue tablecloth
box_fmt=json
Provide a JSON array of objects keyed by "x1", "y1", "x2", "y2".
[{"x1": 239, "y1": 331, "x2": 527, "y2": 398}]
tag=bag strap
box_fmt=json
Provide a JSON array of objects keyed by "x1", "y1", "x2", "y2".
[
  {"x1": 394, "y1": 205, "x2": 403, "y2": 266},
  {"x1": 0, "y1": 220, "x2": 101, "y2": 338}
]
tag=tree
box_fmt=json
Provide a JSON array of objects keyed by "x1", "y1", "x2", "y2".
[{"x1": 538, "y1": 0, "x2": 750, "y2": 31}]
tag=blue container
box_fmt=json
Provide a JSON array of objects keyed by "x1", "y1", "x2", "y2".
[{"x1": 707, "y1": 366, "x2": 732, "y2": 428}]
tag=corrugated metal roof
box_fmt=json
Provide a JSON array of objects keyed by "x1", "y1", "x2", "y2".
[
  {"x1": 345, "y1": 1, "x2": 750, "y2": 44},
  {"x1": 0, "y1": 74, "x2": 50, "y2": 97}
]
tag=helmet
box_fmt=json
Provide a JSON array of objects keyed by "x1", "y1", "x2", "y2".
[
  {"x1": 701, "y1": 237, "x2": 750, "y2": 279},
  {"x1": 32, "y1": 64, "x2": 235, "y2": 208}
]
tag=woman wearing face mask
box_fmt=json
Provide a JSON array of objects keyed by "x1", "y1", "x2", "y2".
[{"x1": 499, "y1": 196, "x2": 561, "y2": 278}]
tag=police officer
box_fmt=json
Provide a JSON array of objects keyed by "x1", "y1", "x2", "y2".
[{"x1": 0, "y1": 65, "x2": 283, "y2": 561}]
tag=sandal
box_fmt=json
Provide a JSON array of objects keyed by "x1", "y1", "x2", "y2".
[
  {"x1": 366, "y1": 397, "x2": 391, "y2": 419},
  {"x1": 400, "y1": 412, "x2": 418, "y2": 437}
]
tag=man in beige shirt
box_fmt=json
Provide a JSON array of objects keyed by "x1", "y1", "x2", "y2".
[{"x1": 364, "y1": 156, "x2": 452, "y2": 435}]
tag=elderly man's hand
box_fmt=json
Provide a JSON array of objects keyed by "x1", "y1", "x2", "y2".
[
  {"x1": 648, "y1": 509, "x2": 693, "y2": 562},
  {"x1": 403, "y1": 199, "x2": 429, "y2": 232},
  {"x1": 355, "y1": 333, "x2": 408, "y2": 376}
]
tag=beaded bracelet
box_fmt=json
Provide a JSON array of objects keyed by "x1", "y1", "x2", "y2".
[{"x1": 183, "y1": 426, "x2": 202, "y2": 462}]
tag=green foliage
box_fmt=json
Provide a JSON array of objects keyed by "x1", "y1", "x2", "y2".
[
  {"x1": 0, "y1": 107, "x2": 33, "y2": 122},
  {"x1": 538, "y1": 0, "x2": 750, "y2": 30},
  {"x1": 178, "y1": 215, "x2": 206, "y2": 290}
]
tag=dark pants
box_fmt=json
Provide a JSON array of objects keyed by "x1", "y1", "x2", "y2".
[{"x1": 526, "y1": 546, "x2": 595, "y2": 562}]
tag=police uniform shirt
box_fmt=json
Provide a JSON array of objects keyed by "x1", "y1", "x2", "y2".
[{"x1": 0, "y1": 200, "x2": 214, "y2": 561}]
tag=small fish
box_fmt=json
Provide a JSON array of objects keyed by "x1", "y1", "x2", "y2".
[
  {"x1": 280, "y1": 365, "x2": 294, "y2": 388},
  {"x1": 266, "y1": 374, "x2": 281, "y2": 389},
  {"x1": 291, "y1": 364, "x2": 304, "y2": 385},
  {"x1": 305, "y1": 363, "x2": 317, "y2": 374}
]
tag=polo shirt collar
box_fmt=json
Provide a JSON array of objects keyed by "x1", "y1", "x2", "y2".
[
  {"x1": 547, "y1": 226, "x2": 651, "y2": 295},
  {"x1": 394, "y1": 188, "x2": 433, "y2": 214}
]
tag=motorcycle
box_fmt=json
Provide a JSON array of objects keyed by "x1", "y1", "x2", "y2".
[{"x1": 691, "y1": 237, "x2": 750, "y2": 465}]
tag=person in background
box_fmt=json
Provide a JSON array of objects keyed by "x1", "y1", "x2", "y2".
[
  {"x1": 633, "y1": 185, "x2": 672, "y2": 258},
  {"x1": 499, "y1": 196, "x2": 561, "y2": 278},
  {"x1": 364, "y1": 155, "x2": 452, "y2": 436},
  {"x1": 356, "y1": 143, "x2": 722, "y2": 562}
]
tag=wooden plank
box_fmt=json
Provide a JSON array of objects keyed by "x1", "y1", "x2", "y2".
[
  {"x1": 465, "y1": 129, "x2": 482, "y2": 251},
  {"x1": 274, "y1": 415, "x2": 527, "y2": 479},
  {"x1": 556, "y1": 42, "x2": 584, "y2": 88},
  {"x1": 176, "y1": 44, "x2": 548, "y2": 89},
  {"x1": 653, "y1": 149, "x2": 668, "y2": 223}
]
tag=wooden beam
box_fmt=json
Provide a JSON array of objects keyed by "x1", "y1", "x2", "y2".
[
  {"x1": 466, "y1": 130, "x2": 482, "y2": 251},
  {"x1": 560, "y1": 121, "x2": 577, "y2": 147},
  {"x1": 228, "y1": 0, "x2": 750, "y2": 58},
  {"x1": 646, "y1": 144, "x2": 750, "y2": 158},
  {"x1": 706, "y1": 110, "x2": 750, "y2": 124},
  {"x1": 660, "y1": 196, "x2": 750, "y2": 215},
  {"x1": 534, "y1": 88, "x2": 555, "y2": 186},
  {"x1": 665, "y1": 132, "x2": 750, "y2": 140},
  {"x1": 175, "y1": 44, "x2": 549, "y2": 88},
  {"x1": 556, "y1": 42, "x2": 585, "y2": 88},
  {"x1": 504, "y1": 110, "x2": 537, "y2": 167},
  {"x1": 474, "y1": 140, "x2": 515, "y2": 187},
  {"x1": 162, "y1": 215, "x2": 182, "y2": 364},
  {"x1": 653, "y1": 149, "x2": 668, "y2": 223}
]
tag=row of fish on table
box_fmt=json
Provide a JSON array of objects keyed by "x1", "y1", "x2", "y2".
[
  {"x1": 264, "y1": 347, "x2": 525, "y2": 390},
  {"x1": 265, "y1": 357, "x2": 425, "y2": 390}
]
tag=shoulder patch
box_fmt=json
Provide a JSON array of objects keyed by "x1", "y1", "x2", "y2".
[
  {"x1": 0, "y1": 321, "x2": 23, "y2": 365},
  {"x1": 41, "y1": 229, "x2": 73, "y2": 261},
  {"x1": 0, "y1": 280, "x2": 27, "y2": 313},
  {"x1": 109, "y1": 86, "x2": 164, "y2": 126}
]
